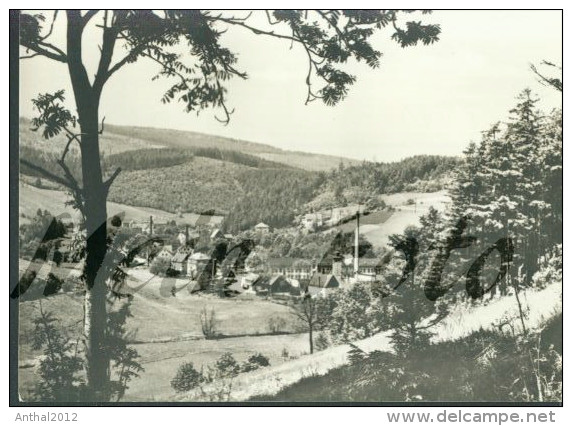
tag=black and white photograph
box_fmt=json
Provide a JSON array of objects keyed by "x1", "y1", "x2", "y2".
[{"x1": 10, "y1": 8, "x2": 563, "y2": 409}]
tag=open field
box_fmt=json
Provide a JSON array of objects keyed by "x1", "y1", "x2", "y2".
[
  {"x1": 17, "y1": 260, "x2": 305, "y2": 402},
  {"x1": 16, "y1": 254, "x2": 562, "y2": 402},
  {"x1": 20, "y1": 118, "x2": 163, "y2": 155},
  {"x1": 361, "y1": 191, "x2": 451, "y2": 247}
]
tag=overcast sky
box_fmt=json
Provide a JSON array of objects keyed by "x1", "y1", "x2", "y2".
[{"x1": 19, "y1": 10, "x2": 562, "y2": 162}]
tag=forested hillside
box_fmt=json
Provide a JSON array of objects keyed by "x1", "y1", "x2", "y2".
[
  {"x1": 223, "y1": 169, "x2": 325, "y2": 232},
  {"x1": 107, "y1": 157, "x2": 247, "y2": 215},
  {"x1": 20, "y1": 117, "x2": 458, "y2": 231},
  {"x1": 104, "y1": 123, "x2": 363, "y2": 171}
]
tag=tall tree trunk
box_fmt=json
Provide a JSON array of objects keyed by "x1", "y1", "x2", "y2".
[
  {"x1": 80, "y1": 114, "x2": 109, "y2": 401},
  {"x1": 66, "y1": 11, "x2": 110, "y2": 401},
  {"x1": 309, "y1": 320, "x2": 314, "y2": 354}
]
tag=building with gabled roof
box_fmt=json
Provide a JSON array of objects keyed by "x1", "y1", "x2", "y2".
[
  {"x1": 307, "y1": 273, "x2": 341, "y2": 297},
  {"x1": 254, "y1": 222, "x2": 270, "y2": 233}
]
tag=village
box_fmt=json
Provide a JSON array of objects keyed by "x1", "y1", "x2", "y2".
[{"x1": 113, "y1": 203, "x2": 383, "y2": 301}]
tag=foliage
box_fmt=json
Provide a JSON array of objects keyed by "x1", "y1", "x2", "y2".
[
  {"x1": 252, "y1": 313, "x2": 562, "y2": 403},
  {"x1": 215, "y1": 352, "x2": 241, "y2": 378},
  {"x1": 31, "y1": 304, "x2": 84, "y2": 402},
  {"x1": 314, "y1": 332, "x2": 331, "y2": 351},
  {"x1": 106, "y1": 148, "x2": 194, "y2": 171},
  {"x1": 242, "y1": 353, "x2": 271, "y2": 372},
  {"x1": 171, "y1": 362, "x2": 202, "y2": 393},
  {"x1": 321, "y1": 281, "x2": 387, "y2": 344},
  {"x1": 446, "y1": 91, "x2": 562, "y2": 290},
  {"x1": 531, "y1": 244, "x2": 562, "y2": 289},
  {"x1": 105, "y1": 300, "x2": 145, "y2": 401},
  {"x1": 224, "y1": 168, "x2": 323, "y2": 232},
  {"x1": 43, "y1": 273, "x2": 63, "y2": 296},
  {"x1": 149, "y1": 256, "x2": 171, "y2": 276},
  {"x1": 291, "y1": 295, "x2": 320, "y2": 354},
  {"x1": 108, "y1": 156, "x2": 246, "y2": 215},
  {"x1": 199, "y1": 306, "x2": 219, "y2": 339},
  {"x1": 267, "y1": 315, "x2": 287, "y2": 334},
  {"x1": 19, "y1": 209, "x2": 67, "y2": 246}
]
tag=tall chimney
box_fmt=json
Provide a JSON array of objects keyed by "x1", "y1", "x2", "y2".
[
  {"x1": 354, "y1": 210, "x2": 360, "y2": 275},
  {"x1": 150, "y1": 215, "x2": 154, "y2": 236}
]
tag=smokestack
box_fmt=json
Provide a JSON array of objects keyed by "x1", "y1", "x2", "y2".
[
  {"x1": 185, "y1": 224, "x2": 189, "y2": 243},
  {"x1": 354, "y1": 210, "x2": 360, "y2": 274},
  {"x1": 150, "y1": 215, "x2": 153, "y2": 236}
]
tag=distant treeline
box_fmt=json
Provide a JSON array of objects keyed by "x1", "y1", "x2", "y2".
[
  {"x1": 105, "y1": 148, "x2": 194, "y2": 171},
  {"x1": 191, "y1": 147, "x2": 292, "y2": 169},
  {"x1": 330, "y1": 155, "x2": 460, "y2": 195},
  {"x1": 105, "y1": 147, "x2": 291, "y2": 171}
]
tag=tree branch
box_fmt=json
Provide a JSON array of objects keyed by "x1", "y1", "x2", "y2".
[
  {"x1": 40, "y1": 10, "x2": 59, "y2": 41},
  {"x1": 82, "y1": 10, "x2": 100, "y2": 29},
  {"x1": 20, "y1": 52, "x2": 40, "y2": 60},
  {"x1": 19, "y1": 40, "x2": 67, "y2": 63},
  {"x1": 20, "y1": 159, "x2": 71, "y2": 189},
  {"x1": 93, "y1": 15, "x2": 120, "y2": 96},
  {"x1": 205, "y1": 15, "x2": 321, "y2": 56},
  {"x1": 104, "y1": 168, "x2": 122, "y2": 192}
]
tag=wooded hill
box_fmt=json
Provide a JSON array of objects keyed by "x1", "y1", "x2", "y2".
[{"x1": 19, "y1": 117, "x2": 458, "y2": 231}]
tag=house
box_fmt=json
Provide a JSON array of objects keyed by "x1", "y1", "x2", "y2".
[
  {"x1": 155, "y1": 246, "x2": 173, "y2": 261},
  {"x1": 301, "y1": 212, "x2": 323, "y2": 230},
  {"x1": 254, "y1": 222, "x2": 270, "y2": 234},
  {"x1": 316, "y1": 251, "x2": 343, "y2": 276},
  {"x1": 240, "y1": 272, "x2": 260, "y2": 290},
  {"x1": 306, "y1": 273, "x2": 341, "y2": 297},
  {"x1": 267, "y1": 257, "x2": 313, "y2": 280},
  {"x1": 188, "y1": 252, "x2": 211, "y2": 277},
  {"x1": 252, "y1": 274, "x2": 294, "y2": 296},
  {"x1": 171, "y1": 249, "x2": 192, "y2": 275},
  {"x1": 357, "y1": 258, "x2": 383, "y2": 276}
]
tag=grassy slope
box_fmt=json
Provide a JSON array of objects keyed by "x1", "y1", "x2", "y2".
[
  {"x1": 17, "y1": 264, "x2": 306, "y2": 401},
  {"x1": 19, "y1": 181, "x2": 223, "y2": 226},
  {"x1": 105, "y1": 123, "x2": 362, "y2": 171},
  {"x1": 19, "y1": 118, "x2": 161, "y2": 156},
  {"x1": 361, "y1": 191, "x2": 451, "y2": 247},
  {"x1": 187, "y1": 281, "x2": 562, "y2": 402}
]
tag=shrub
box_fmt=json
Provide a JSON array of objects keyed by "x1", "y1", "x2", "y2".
[
  {"x1": 171, "y1": 362, "x2": 201, "y2": 393},
  {"x1": 215, "y1": 352, "x2": 240, "y2": 378},
  {"x1": 267, "y1": 315, "x2": 287, "y2": 334},
  {"x1": 315, "y1": 332, "x2": 330, "y2": 352},
  {"x1": 44, "y1": 273, "x2": 63, "y2": 296},
  {"x1": 32, "y1": 305, "x2": 84, "y2": 402},
  {"x1": 242, "y1": 353, "x2": 270, "y2": 372},
  {"x1": 165, "y1": 267, "x2": 180, "y2": 277},
  {"x1": 52, "y1": 250, "x2": 63, "y2": 267},
  {"x1": 149, "y1": 257, "x2": 171, "y2": 275},
  {"x1": 200, "y1": 306, "x2": 218, "y2": 339}
]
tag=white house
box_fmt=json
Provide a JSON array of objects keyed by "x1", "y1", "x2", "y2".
[{"x1": 254, "y1": 222, "x2": 270, "y2": 234}]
